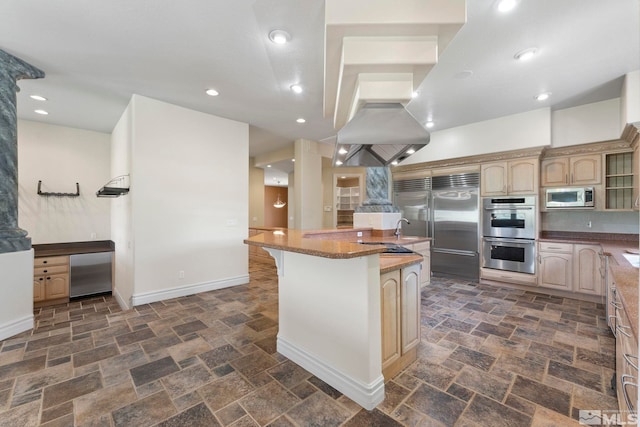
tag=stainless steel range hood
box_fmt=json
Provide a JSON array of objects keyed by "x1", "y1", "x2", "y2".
[{"x1": 333, "y1": 103, "x2": 430, "y2": 167}]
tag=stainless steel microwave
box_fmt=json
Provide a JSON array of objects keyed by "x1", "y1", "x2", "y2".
[{"x1": 545, "y1": 187, "x2": 594, "y2": 208}]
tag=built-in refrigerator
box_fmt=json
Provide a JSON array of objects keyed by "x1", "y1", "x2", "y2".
[{"x1": 393, "y1": 173, "x2": 480, "y2": 281}]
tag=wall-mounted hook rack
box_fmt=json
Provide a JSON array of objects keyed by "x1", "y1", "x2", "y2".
[{"x1": 37, "y1": 180, "x2": 80, "y2": 197}]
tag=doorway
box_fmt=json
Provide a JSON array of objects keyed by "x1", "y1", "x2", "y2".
[
  {"x1": 265, "y1": 185, "x2": 288, "y2": 227},
  {"x1": 333, "y1": 174, "x2": 363, "y2": 228}
]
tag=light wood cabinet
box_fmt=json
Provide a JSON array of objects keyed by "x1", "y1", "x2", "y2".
[
  {"x1": 402, "y1": 241, "x2": 430, "y2": 287},
  {"x1": 380, "y1": 263, "x2": 421, "y2": 380},
  {"x1": 481, "y1": 158, "x2": 538, "y2": 196},
  {"x1": 33, "y1": 255, "x2": 70, "y2": 306},
  {"x1": 572, "y1": 244, "x2": 603, "y2": 295},
  {"x1": 615, "y1": 300, "x2": 638, "y2": 414},
  {"x1": 401, "y1": 264, "x2": 420, "y2": 354},
  {"x1": 539, "y1": 252, "x2": 573, "y2": 291},
  {"x1": 538, "y1": 242, "x2": 604, "y2": 296},
  {"x1": 541, "y1": 154, "x2": 601, "y2": 187},
  {"x1": 380, "y1": 269, "x2": 401, "y2": 370}
]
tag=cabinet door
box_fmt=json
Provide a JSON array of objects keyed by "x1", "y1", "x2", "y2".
[
  {"x1": 33, "y1": 277, "x2": 45, "y2": 302},
  {"x1": 570, "y1": 154, "x2": 601, "y2": 185},
  {"x1": 380, "y1": 270, "x2": 401, "y2": 369},
  {"x1": 401, "y1": 264, "x2": 421, "y2": 354},
  {"x1": 407, "y1": 242, "x2": 431, "y2": 287},
  {"x1": 541, "y1": 158, "x2": 569, "y2": 187},
  {"x1": 508, "y1": 159, "x2": 538, "y2": 194},
  {"x1": 45, "y1": 274, "x2": 69, "y2": 300},
  {"x1": 539, "y1": 252, "x2": 572, "y2": 291},
  {"x1": 481, "y1": 163, "x2": 507, "y2": 196},
  {"x1": 573, "y1": 244, "x2": 603, "y2": 295}
]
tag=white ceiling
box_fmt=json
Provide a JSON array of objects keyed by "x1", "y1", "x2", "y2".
[{"x1": 2, "y1": 0, "x2": 639, "y2": 169}]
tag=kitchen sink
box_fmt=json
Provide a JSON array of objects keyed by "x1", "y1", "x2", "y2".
[
  {"x1": 356, "y1": 242, "x2": 415, "y2": 254},
  {"x1": 622, "y1": 253, "x2": 639, "y2": 268}
]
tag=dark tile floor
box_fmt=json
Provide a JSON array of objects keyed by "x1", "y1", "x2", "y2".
[{"x1": 0, "y1": 261, "x2": 618, "y2": 426}]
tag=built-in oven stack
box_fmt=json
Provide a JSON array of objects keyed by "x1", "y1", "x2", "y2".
[{"x1": 481, "y1": 196, "x2": 536, "y2": 275}]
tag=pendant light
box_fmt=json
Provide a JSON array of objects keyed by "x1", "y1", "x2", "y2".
[{"x1": 274, "y1": 194, "x2": 286, "y2": 208}]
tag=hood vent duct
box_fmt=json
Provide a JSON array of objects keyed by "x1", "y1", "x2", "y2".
[{"x1": 333, "y1": 103, "x2": 430, "y2": 167}]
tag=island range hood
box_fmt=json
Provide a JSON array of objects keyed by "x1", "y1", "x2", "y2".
[{"x1": 333, "y1": 103, "x2": 430, "y2": 167}]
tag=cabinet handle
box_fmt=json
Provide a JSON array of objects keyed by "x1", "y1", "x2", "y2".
[
  {"x1": 43, "y1": 260, "x2": 48, "y2": 264},
  {"x1": 570, "y1": 173, "x2": 573, "y2": 183},
  {"x1": 617, "y1": 325, "x2": 632, "y2": 338},
  {"x1": 624, "y1": 354, "x2": 639, "y2": 371},
  {"x1": 46, "y1": 277, "x2": 51, "y2": 280},
  {"x1": 38, "y1": 277, "x2": 43, "y2": 281},
  {"x1": 565, "y1": 173, "x2": 568, "y2": 184},
  {"x1": 43, "y1": 270, "x2": 47, "y2": 273},
  {"x1": 546, "y1": 246, "x2": 563, "y2": 250},
  {"x1": 621, "y1": 374, "x2": 638, "y2": 411}
]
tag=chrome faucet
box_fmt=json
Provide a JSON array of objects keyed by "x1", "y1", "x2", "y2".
[{"x1": 394, "y1": 218, "x2": 410, "y2": 239}]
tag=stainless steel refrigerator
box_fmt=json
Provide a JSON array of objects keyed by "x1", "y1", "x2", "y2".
[
  {"x1": 430, "y1": 173, "x2": 479, "y2": 281},
  {"x1": 394, "y1": 173, "x2": 479, "y2": 281}
]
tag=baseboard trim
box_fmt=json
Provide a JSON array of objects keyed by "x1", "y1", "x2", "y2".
[
  {"x1": 131, "y1": 274, "x2": 250, "y2": 306},
  {"x1": 0, "y1": 314, "x2": 34, "y2": 341},
  {"x1": 277, "y1": 336, "x2": 385, "y2": 410},
  {"x1": 113, "y1": 288, "x2": 131, "y2": 311}
]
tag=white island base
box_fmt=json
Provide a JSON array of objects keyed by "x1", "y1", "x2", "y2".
[{"x1": 264, "y1": 248, "x2": 384, "y2": 410}]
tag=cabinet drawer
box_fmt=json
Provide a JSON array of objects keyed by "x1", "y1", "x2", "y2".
[
  {"x1": 409, "y1": 242, "x2": 430, "y2": 253},
  {"x1": 34, "y1": 256, "x2": 69, "y2": 267},
  {"x1": 34, "y1": 265, "x2": 69, "y2": 276},
  {"x1": 539, "y1": 242, "x2": 572, "y2": 253}
]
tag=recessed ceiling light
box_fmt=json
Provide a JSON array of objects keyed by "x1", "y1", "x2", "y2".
[
  {"x1": 535, "y1": 92, "x2": 551, "y2": 101},
  {"x1": 269, "y1": 30, "x2": 290, "y2": 44},
  {"x1": 290, "y1": 84, "x2": 303, "y2": 94},
  {"x1": 425, "y1": 121, "x2": 435, "y2": 128},
  {"x1": 514, "y1": 47, "x2": 537, "y2": 61},
  {"x1": 296, "y1": 118, "x2": 306, "y2": 124},
  {"x1": 391, "y1": 160, "x2": 399, "y2": 166},
  {"x1": 291, "y1": 158, "x2": 295, "y2": 162},
  {"x1": 30, "y1": 95, "x2": 47, "y2": 101},
  {"x1": 338, "y1": 147, "x2": 348, "y2": 155},
  {"x1": 406, "y1": 149, "x2": 415, "y2": 155},
  {"x1": 267, "y1": 165, "x2": 272, "y2": 168},
  {"x1": 497, "y1": 0, "x2": 517, "y2": 13},
  {"x1": 205, "y1": 88, "x2": 219, "y2": 96},
  {"x1": 34, "y1": 109, "x2": 48, "y2": 115},
  {"x1": 335, "y1": 160, "x2": 343, "y2": 166},
  {"x1": 341, "y1": 176, "x2": 346, "y2": 179},
  {"x1": 411, "y1": 91, "x2": 419, "y2": 98}
]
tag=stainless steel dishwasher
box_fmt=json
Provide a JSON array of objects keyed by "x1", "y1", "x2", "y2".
[{"x1": 69, "y1": 252, "x2": 113, "y2": 298}]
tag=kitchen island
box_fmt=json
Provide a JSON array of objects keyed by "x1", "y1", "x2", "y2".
[{"x1": 244, "y1": 228, "x2": 427, "y2": 409}]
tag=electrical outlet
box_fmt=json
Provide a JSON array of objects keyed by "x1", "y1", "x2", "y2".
[
  {"x1": 90, "y1": 232, "x2": 97, "y2": 239},
  {"x1": 357, "y1": 231, "x2": 363, "y2": 237},
  {"x1": 178, "y1": 270, "x2": 185, "y2": 279},
  {"x1": 587, "y1": 221, "x2": 592, "y2": 228}
]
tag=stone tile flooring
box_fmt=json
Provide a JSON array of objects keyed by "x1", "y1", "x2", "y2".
[{"x1": 0, "y1": 261, "x2": 618, "y2": 426}]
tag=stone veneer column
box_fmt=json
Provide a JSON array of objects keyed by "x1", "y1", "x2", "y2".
[
  {"x1": 356, "y1": 167, "x2": 399, "y2": 213},
  {"x1": 0, "y1": 50, "x2": 44, "y2": 253}
]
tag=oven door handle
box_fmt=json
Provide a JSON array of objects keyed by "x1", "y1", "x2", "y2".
[
  {"x1": 483, "y1": 237, "x2": 535, "y2": 245},
  {"x1": 483, "y1": 207, "x2": 534, "y2": 210}
]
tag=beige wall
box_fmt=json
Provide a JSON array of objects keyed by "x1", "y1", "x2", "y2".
[
  {"x1": 264, "y1": 185, "x2": 288, "y2": 227},
  {"x1": 249, "y1": 159, "x2": 265, "y2": 227}
]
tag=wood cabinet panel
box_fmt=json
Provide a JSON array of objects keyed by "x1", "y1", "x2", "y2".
[
  {"x1": 541, "y1": 158, "x2": 569, "y2": 187},
  {"x1": 539, "y1": 252, "x2": 572, "y2": 291},
  {"x1": 45, "y1": 274, "x2": 70, "y2": 300},
  {"x1": 570, "y1": 154, "x2": 601, "y2": 185},
  {"x1": 573, "y1": 244, "x2": 603, "y2": 295},
  {"x1": 401, "y1": 264, "x2": 420, "y2": 354},
  {"x1": 480, "y1": 163, "x2": 506, "y2": 196},
  {"x1": 481, "y1": 158, "x2": 538, "y2": 196},
  {"x1": 380, "y1": 270, "x2": 401, "y2": 369},
  {"x1": 33, "y1": 278, "x2": 45, "y2": 302}
]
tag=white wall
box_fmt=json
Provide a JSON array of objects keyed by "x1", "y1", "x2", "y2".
[
  {"x1": 0, "y1": 250, "x2": 34, "y2": 340},
  {"x1": 110, "y1": 104, "x2": 134, "y2": 309},
  {"x1": 17, "y1": 120, "x2": 111, "y2": 244},
  {"x1": 127, "y1": 95, "x2": 249, "y2": 304},
  {"x1": 551, "y1": 98, "x2": 622, "y2": 147},
  {"x1": 402, "y1": 108, "x2": 551, "y2": 165}
]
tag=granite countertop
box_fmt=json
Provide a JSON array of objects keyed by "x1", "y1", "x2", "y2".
[
  {"x1": 244, "y1": 229, "x2": 426, "y2": 272},
  {"x1": 539, "y1": 231, "x2": 638, "y2": 339},
  {"x1": 33, "y1": 240, "x2": 115, "y2": 257}
]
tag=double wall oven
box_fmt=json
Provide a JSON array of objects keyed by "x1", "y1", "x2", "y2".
[{"x1": 482, "y1": 196, "x2": 536, "y2": 274}]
